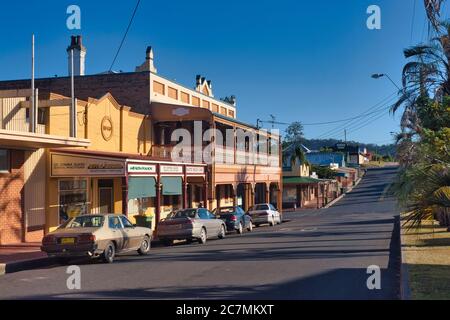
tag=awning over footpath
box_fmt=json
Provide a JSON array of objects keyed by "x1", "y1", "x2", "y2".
[
  {"x1": 283, "y1": 176, "x2": 321, "y2": 185},
  {"x1": 0, "y1": 129, "x2": 90, "y2": 149},
  {"x1": 128, "y1": 176, "x2": 156, "y2": 199}
]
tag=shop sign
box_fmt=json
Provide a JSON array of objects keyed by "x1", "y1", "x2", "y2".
[
  {"x1": 51, "y1": 153, "x2": 125, "y2": 177},
  {"x1": 160, "y1": 165, "x2": 183, "y2": 174},
  {"x1": 127, "y1": 163, "x2": 156, "y2": 174},
  {"x1": 186, "y1": 166, "x2": 205, "y2": 175}
]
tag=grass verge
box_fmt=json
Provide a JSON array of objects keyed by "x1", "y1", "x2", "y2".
[{"x1": 402, "y1": 217, "x2": 450, "y2": 300}]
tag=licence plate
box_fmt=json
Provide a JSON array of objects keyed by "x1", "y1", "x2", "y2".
[
  {"x1": 170, "y1": 224, "x2": 182, "y2": 229},
  {"x1": 61, "y1": 238, "x2": 76, "y2": 245}
]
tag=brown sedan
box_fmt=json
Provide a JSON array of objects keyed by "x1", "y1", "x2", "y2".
[{"x1": 41, "y1": 213, "x2": 152, "y2": 263}]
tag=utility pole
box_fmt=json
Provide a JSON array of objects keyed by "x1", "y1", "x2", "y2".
[
  {"x1": 30, "y1": 34, "x2": 35, "y2": 133},
  {"x1": 70, "y1": 49, "x2": 77, "y2": 138}
]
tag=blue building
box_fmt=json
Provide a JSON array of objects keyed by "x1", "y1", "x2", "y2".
[{"x1": 305, "y1": 152, "x2": 346, "y2": 168}]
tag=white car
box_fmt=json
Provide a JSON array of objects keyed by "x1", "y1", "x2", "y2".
[{"x1": 248, "y1": 203, "x2": 282, "y2": 227}]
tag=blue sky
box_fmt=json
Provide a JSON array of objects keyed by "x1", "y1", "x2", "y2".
[{"x1": 0, "y1": 0, "x2": 440, "y2": 145}]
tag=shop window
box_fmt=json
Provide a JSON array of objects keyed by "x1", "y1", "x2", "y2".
[
  {"x1": 59, "y1": 179, "x2": 88, "y2": 224},
  {"x1": 0, "y1": 150, "x2": 10, "y2": 172}
]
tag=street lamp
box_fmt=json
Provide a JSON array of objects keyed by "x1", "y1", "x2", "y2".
[{"x1": 371, "y1": 73, "x2": 401, "y2": 91}]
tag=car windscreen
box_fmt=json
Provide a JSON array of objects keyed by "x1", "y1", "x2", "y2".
[
  {"x1": 254, "y1": 204, "x2": 269, "y2": 211},
  {"x1": 169, "y1": 209, "x2": 197, "y2": 219},
  {"x1": 65, "y1": 215, "x2": 104, "y2": 228}
]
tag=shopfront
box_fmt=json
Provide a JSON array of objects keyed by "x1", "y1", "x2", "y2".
[
  {"x1": 48, "y1": 151, "x2": 126, "y2": 230},
  {"x1": 48, "y1": 150, "x2": 207, "y2": 233}
]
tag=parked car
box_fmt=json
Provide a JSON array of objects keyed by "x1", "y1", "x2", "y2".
[
  {"x1": 248, "y1": 203, "x2": 282, "y2": 227},
  {"x1": 158, "y1": 208, "x2": 227, "y2": 245},
  {"x1": 213, "y1": 206, "x2": 253, "y2": 234},
  {"x1": 41, "y1": 213, "x2": 152, "y2": 264}
]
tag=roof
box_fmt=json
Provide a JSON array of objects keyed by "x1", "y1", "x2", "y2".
[
  {"x1": 305, "y1": 152, "x2": 345, "y2": 166},
  {"x1": 212, "y1": 112, "x2": 259, "y2": 131},
  {"x1": 283, "y1": 176, "x2": 321, "y2": 184}
]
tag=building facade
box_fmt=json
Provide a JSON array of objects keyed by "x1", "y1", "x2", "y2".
[{"x1": 0, "y1": 38, "x2": 282, "y2": 243}]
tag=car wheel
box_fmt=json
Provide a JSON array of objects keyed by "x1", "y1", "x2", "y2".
[
  {"x1": 198, "y1": 228, "x2": 207, "y2": 244},
  {"x1": 138, "y1": 236, "x2": 151, "y2": 256},
  {"x1": 162, "y1": 239, "x2": 173, "y2": 246},
  {"x1": 269, "y1": 216, "x2": 275, "y2": 226},
  {"x1": 102, "y1": 242, "x2": 116, "y2": 264},
  {"x1": 237, "y1": 222, "x2": 243, "y2": 235},
  {"x1": 218, "y1": 225, "x2": 226, "y2": 239},
  {"x1": 247, "y1": 221, "x2": 253, "y2": 232}
]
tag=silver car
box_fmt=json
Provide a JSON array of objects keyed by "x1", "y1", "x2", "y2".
[
  {"x1": 248, "y1": 203, "x2": 282, "y2": 227},
  {"x1": 157, "y1": 208, "x2": 227, "y2": 245},
  {"x1": 41, "y1": 214, "x2": 152, "y2": 264}
]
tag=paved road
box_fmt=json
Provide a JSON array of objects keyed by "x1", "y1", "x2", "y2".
[{"x1": 0, "y1": 167, "x2": 400, "y2": 300}]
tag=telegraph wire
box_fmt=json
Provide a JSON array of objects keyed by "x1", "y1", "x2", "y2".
[
  {"x1": 109, "y1": 0, "x2": 141, "y2": 72},
  {"x1": 315, "y1": 92, "x2": 397, "y2": 139}
]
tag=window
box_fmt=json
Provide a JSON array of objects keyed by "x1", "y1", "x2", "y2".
[
  {"x1": 59, "y1": 179, "x2": 88, "y2": 224},
  {"x1": 168, "y1": 87, "x2": 178, "y2": 100},
  {"x1": 0, "y1": 150, "x2": 10, "y2": 172},
  {"x1": 109, "y1": 216, "x2": 122, "y2": 229},
  {"x1": 198, "y1": 209, "x2": 209, "y2": 219},
  {"x1": 153, "y1": 81, "x2": 165, "y2": 95},
  {"x1": 181, "y1": 92, "x2": 190, "y2": 103},
  {"x1": 119, "y1": 216, "x2": 134, "y2": 228},
  {"x1": 66, "y1": 215, "x2": 104, "y2": 228},
  {"x1": 192, "y1": 96, "x2": 200, "y2": 107}
]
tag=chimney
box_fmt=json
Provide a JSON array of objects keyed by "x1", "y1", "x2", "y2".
[
  {"x1": 196, "y1": 75, "x2": 202, "y2": 86},
  {"x1": 67, "y1": 35, "x2": 86, "y2": 76},
  {"x1": 135, "y1": 46, "x2": 157, "y2": 73}
]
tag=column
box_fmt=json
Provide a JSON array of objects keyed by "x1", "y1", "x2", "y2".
[
  {"x1": 182, "y1": 180, "x2": 188, "y2": 209},
  {"x1": 232, "y1": 184, "x2": 238, "y2": 207},
  {"x1": 155, "y1": 182, "x2": 162, "y2": 237},
  {"x1": 250, "y1": 183, "x2": 255, "y2": 208},
  {"x1": 296, "y1": 185, "x2": 302, "y2": 208},
  {"x1": 316, "y1": 184, "x2": 320, "y2": 209},
  {"x1": 265, "y1": 184, "x2": 270, "y2": 204},
  {"x1": 203, "y1": 181, "x2": 209, "y2": 210}
]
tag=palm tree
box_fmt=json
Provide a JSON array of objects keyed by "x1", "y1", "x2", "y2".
[
  {"x1": 392, "y1": 1, "x2": 450, "y2": 133},
  {"x1": 289, "y1": 146, "x2": 309, "y2": 168},
  {"x1": 392, "y1": 0, "x2": 450, "y2": 228}
]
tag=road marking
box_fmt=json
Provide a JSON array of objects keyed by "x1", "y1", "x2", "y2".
[{"x1": 301, "y1": 227, "x2": 318, "y2": 232}]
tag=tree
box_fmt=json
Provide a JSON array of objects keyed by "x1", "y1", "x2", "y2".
[
  {"x1": 392, "y1": 0, "x2": 450, "y2": 228},
  {"x1": 311, "y1": 165, "x2": 337, "y2": 179},
  {"x1": 287, "y1": 146, "x2": 309, "y2": 168},
  {"x1": 284, "y1": 122, "x2": 304, "y2": 145}
]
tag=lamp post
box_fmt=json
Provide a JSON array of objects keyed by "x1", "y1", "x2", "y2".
[{"x1": 371, "y1": 73, "x2": 401, "y2": 91}]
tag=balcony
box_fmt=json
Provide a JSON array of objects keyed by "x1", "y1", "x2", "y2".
[{"x1": 152, "y1": 144, "x2": 279, "y2": 167}]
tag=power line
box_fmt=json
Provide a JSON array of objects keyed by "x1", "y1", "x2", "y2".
[
  {"x1": 410, "y1": 0, "x2": 417, "y2": 43},
  {"x1": 317, "y1": 92, "x2": 396, "y2": 138},
  {"x1": 109, "y1": 0, "x2": 141, "y2": 72},
  {"x1": 345, "y1": 110, "x2": 390, "y2": 139},
  {"x1": 316, "y1": 92, "x2": 397, "y2": 139}
]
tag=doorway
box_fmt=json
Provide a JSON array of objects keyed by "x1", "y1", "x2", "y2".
[{"x1": 98, "y1": 179, "x2": 114, "y2": 213}]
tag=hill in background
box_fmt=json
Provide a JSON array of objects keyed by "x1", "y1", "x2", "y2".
[{"x1": 302, "y1": 138, "x2": 396, "y2": 156}]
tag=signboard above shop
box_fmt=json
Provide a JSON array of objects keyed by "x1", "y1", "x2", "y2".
[
  {"x1": 160, "y1": 165, "x2": 183, "y2": 174},
  {"x1": 186, "y1": 166, "x2": 205, "y2": 175},
  {"x1": 51, "y1": 153, "x2": 125, "y2": 177},
  {"x1": 127, "y1": 163, "x2": 157, "y2": 175}
]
